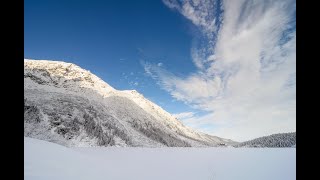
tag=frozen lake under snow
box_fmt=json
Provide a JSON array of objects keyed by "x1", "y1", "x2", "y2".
[{"x1": 24, "y1": 137, "x2": 295, "y2": 180}]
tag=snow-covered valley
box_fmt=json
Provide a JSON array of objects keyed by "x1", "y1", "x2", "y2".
[
  {"x1": 25, "y1": 137, "x2": 296, "y2": 180},
  {"x1": 24, "y1": 59, "x2": 296, "y2": 180}
]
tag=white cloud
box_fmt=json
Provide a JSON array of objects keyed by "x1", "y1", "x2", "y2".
[
  {"x1": 146, "y1": 0, "x2": 296, "y2": 141},
  {"x1": 173, "y1": 112, "x2": 195, "y2": 120},
  {"x1": 129, "y1": 81, "x2": 139, "y2": 86},
  {"x1": 157, "y1": 62, "x2": 163, "y2": 67}
]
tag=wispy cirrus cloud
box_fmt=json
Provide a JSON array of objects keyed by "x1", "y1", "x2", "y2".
[
  {"x1": 173, "y1": 112, "x2": 195, "y2": 120},
  {"x1": 145, "y1": 0, "x2": 296, "y2": 141}
]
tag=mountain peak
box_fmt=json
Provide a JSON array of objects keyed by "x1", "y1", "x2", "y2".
[{"x1": 25, "y1": 59, "x2": 115, "y2": 95}]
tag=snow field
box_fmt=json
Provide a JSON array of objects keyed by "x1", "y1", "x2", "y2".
[{"x1": 25, "y1": 137, "x2": 295, "y2": 180}]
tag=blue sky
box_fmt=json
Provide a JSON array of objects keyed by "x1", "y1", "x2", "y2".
[
  {"x1": 25, "y1": 0, "x2": 296, "y2": 141},
  {"x1": 25, "y1": 0, "x2": 197, "y2": 113}
]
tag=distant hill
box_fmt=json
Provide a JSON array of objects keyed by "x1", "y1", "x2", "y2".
[{"x1": 234, "y1": 132, "x2": 296, "y2": 148}]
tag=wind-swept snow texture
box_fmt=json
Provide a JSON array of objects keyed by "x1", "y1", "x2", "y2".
[
  {"x1": 25, "y1": 137, "x2": 296, "y2": 180},
  {"x1": 24, "y1": 59, "x2": 235, "y2": 147}
]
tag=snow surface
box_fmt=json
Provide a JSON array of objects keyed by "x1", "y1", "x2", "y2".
[{"x1": 25, "y1": 137, "x2": 296, "y2": 180}]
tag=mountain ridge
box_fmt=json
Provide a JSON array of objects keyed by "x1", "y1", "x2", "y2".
[
  {"x1": 24, "y1": 59, "x2": 236, "y2": 147},
  {"x1": 234, "y1": 132, "x2": 296, "y2": 148}
]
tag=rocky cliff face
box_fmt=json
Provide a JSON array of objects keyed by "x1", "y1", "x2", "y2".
[{"x1": 24, "y1": 59, "x2": 235, "y2": 147}]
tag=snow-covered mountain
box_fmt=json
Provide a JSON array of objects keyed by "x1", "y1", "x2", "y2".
[
  {"x1": 234, "y1": 132, "x2": 296, "y2": 148},
  {"x1": 24, "y1": 59, "x2": 235, "y2": 147}
]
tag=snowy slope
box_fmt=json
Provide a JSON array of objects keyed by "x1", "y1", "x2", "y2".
[
  {"x1": 24, "y1": 59, "x2": 235, "y2": 147},
  {"x1": 25, "y1": 137, "x2": 296, "y2": 180}
]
